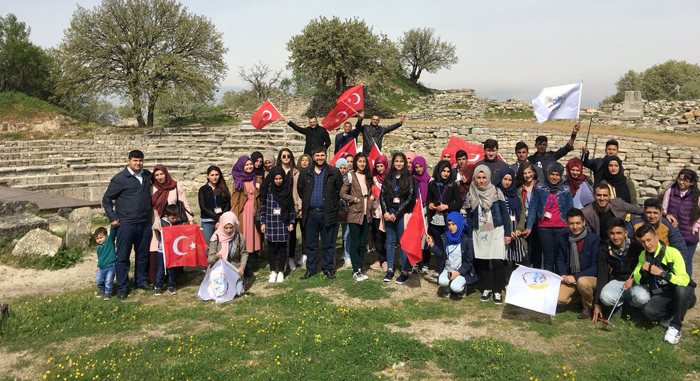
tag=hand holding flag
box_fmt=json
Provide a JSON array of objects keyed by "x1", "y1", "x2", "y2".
[
  {"x1": 321, "y1": 101, "x2": 358, "y2": 131},
  {"x1": 250, "y1": 99, "x2": 282, "y2": 129},
  {"x1": 162, "y1": 225, "x2": 208, "y2": 268},
  {"x1": 400, "y1": 195, "x2": 427, "y2": 266}
]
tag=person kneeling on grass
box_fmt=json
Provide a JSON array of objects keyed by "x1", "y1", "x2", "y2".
[
  {"x1": 207, "y1": 212, "x2": 248, "y2": 283},
  {"x1": 633, "y1": 224, "x2": 697, "y2": 345},
  {"x1": 427, "y1": 212, "x2": 478, "y2": 298},
  {"x1": 152, "y1": 204, "x2": 184, "y2": 295},
  {"x1": 94, "y1": 225, "x2": 117, "y2": 301}
]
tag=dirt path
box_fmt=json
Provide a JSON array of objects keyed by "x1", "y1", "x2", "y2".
[{"x1": 0, "y1": 255, "x2": 97, "y2": 300}]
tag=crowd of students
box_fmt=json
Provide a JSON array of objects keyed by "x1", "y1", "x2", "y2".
[{"x1": 99, "y1": 114, "x2": 698, "y2": 345}]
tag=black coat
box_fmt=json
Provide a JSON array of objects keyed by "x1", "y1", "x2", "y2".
[
  {"x1": 297, "y1": 164, "x2": 343, "y2": 226},
  {"x1": 593, "y1": 240, "x2": 643, "y2": 306},
  {"x1": 426, "y1": 181, "x2": 462, "y2": 223},
  {"x1": 198, "y1": 184, "x2": 231, "y2": 222},
  {"x1": 102, "y1": 167, "x2": 152, "y2": 224},
  {"x1": 288, "y1": 121, "x2": 331, "y2": 156},
  {"x1": 380, "y1": 175, "x2": 416, "y2": 220}
]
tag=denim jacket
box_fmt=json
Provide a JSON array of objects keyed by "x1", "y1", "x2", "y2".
[{"x1": 525, "y1": 182, "x2": 574, "y2": 230}]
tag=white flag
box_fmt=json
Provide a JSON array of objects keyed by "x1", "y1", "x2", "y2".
[
  {"x1": 505, "y1": 265, "x2": 562, "y2": 316},
  {"x1": 532, "y1": 83, "x2": 582, "y2": 124},
  {"x1": 197, "y1": 259, "x2": 244, "y2": 304},
  {"x1": 573, "y1": 182, "x2": 595, "y2": 209}
]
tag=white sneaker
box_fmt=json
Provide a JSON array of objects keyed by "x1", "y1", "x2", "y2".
[
  {"x1": 664, "y1": 326, "x2": 681, "y2": 345},
  {"x1": 268, "y1": 272, "x2": 277, "y2": 283},
  {"x1": 287, "y1": 259, "x2": 297, "y2": 271},
  {"x1": 360, "y1": 272, "x2": 369, "y2": 281},
  {"x1": 276, "y1": 272, "x2": 284, "y2": 283},
  {"x1": 344, "y1": 258, "x2": 352, "y2": 269},
  {"x1": 353, "y1": 271, "x2": 365, "y2": 282}
]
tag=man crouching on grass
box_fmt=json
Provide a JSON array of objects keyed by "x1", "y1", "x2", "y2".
[{"x1": 633, "y1": 224, "x2": 696, "y2": 345}]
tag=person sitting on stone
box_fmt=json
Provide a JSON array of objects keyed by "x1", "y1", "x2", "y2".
[
  {"x1": 355, "y1": 111, "x2": 407, "y2": 154},
  {"x1": 556, "y1": 208, "x2": 600, "y2": 319},
  {"x1": 582, "y1": 184, "x2": 643, "y2": 242},
  {"x1": 627, "y1": 198, "x2": 687, "y2": 259},
  {"x1": 527, "y1": 122, "x2": 581, "y2": 172},
  {"x1": 632, "y1": 224, "x2": 696, "y2": 345},
  {"x1": 581, "y1": 139, "x2": 618, "y2": 186},
  {"x1": 475, "y1": 139, "x2": 508, "y2": 184},
  {"x1": 591, "y1": 217, "x2": 646, "y2": 323}
]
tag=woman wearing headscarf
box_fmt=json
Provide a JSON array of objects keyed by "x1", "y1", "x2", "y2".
[
  {"x1": 335, "y1": 158, "x2": 352, "y2": 269},
  {"x1": 600, "y1": 156, "x2": 636, "y2": 205},
  {"x1": 251, "y1": 151, "x2": 265, "y2": 179},
  {"x1": 466, "y1": 165, "x2": 511, "y2": 305},
  {"x1": 410, "y1": 156, "x2": 432, "y2": 273},
  {"x1": 207, "y1": 212, "x2": 247, "y2": 278},
  {"x1": 230, "y1": 156, "x2": 261, "y2": 274},
  {"x1": 495, "y1": 168, "x2": 529, "y2": 278},
  {"x1": 149, "y1": 164, "x2": 193, "y2": 283},
  {"x1": 426, "y1": 211, "x2": 478, "y2": 297},
  {"x1": 565, "y1": 158, "x2": 588, "y2": 197},
  {"x1": 404, "y1": 151, "x2": 416, "y2": 172},
  {"x1": 341, "y1": 152, "x2": 374, "y2": 281},
  {"x1": 523, "y1": 162, "x2": 574, "y2": 273},
  {"x1": 295, "y1": 154, "x2": 312, "y2": 266},
  {"x1": 426, "y1": 160, "x2": 462, "y2": 275},
  {"x1": 369, "y1": 155, "x2": 390, "y2": 271},
  {"x1": 260, "y1": 166, "x2": 296, "y2": 283},
  {"x1": 441, "y1": 148, "x2": 456, "y2": 168},
  {"x1": 263, "y1": 150, "x2": 276, "y2": 178}
]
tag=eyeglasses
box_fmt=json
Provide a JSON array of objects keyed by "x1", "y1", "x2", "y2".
[
  {"x1": 281, "y1": 155, "x2": 290, "y2": 159},
  {"x1": 677, "y1": 177, "x2": 692, "y2": 183}
]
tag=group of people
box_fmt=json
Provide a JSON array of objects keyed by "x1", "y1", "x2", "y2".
[{"x1": 98, "y1": 113, "x2": 698, "y2": 345}]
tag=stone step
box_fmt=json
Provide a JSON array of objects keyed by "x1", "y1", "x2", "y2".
[{"x1": 0, "y1": 170, "x2": 188, "y2": 186}]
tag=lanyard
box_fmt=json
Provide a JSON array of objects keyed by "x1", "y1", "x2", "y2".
[
  {"x1": 437, "y1": 183, "x2": 448, "y2": 203},
  {"x1": 394, "y1": 177, "x2": 399, "y2": 194},
  {"x1": 213, "y1": 193, "x2": 218, "y2": 208},
  {"x1": 544, "y1": 193, "x2": 556, "y2": 211}
]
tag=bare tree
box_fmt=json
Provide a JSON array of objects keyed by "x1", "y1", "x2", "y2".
[{"x1": 238, "y1": 61, "x2": 282, "y2": 100}]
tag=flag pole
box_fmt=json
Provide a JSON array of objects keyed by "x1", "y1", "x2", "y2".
[
  {"x1": 268, "y1": 99, "x2": 283, "y2": 119},
  {"x1": 577, "y1": 80, "x2": 583, "y2": 120}
]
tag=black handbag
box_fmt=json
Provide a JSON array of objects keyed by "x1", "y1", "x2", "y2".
[{"x1": 175, "y1": 189, "x2": 194, "y2": 223}]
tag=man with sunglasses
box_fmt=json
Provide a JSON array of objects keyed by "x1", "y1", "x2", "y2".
[{"x1": 355, "y1": 112, "x2": 407, "y2": 154}]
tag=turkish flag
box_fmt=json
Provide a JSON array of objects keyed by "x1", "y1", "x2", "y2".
[
  {"x1": 446, "y1": 136, "x2": 505, "y2": 163},
  {"x1": 250, "y1": 99, "x2": 281, "y2": 130},
  {"x1": 367, "y1": 143, "x2": 382, "y2": 170},
  {"x1": 400, "y1": 195, "x2": 427, "y2": 266},
  {"x1": 321, "y1": 101, "x2": 357, "y2": 131},
  {"x1": 162, "y1": 225, "x2": 208, "y2": 268},
  {"x1": 330, "y1": 140, "x2": 357, "y2": 167},
  {"x1": 371, "y1": 184, "x2": 381, "y2": 199},
  {"x1": 337, "y1": 85, "x2": 364, "y2": 111}
]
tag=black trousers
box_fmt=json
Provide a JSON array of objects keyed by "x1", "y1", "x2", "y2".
[
  {"x1": 267, "y1": 240, "x2": 287, "y2": 273},
  {"x1": 476, "y1": 259, "x2": 506, "y2": 293},
  {"x1": 428, "y1": 224, "x2": 447, "y2": 273},
  {"x1": 371, "y1": 218, "x2": 386, "y2": 263},
  {"x1": 644, "y1": 286, "x2": 697, "y2": 330},
  {"x1": 288, "y1": 218, "x2": 299, "y2": 258}
]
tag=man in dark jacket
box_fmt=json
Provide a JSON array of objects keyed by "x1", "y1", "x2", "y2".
[
  {"x1": 101, "y1": 150, "x2": 153, "y2": 300},
  {"x1": 627, "y1": 198, "x2": 688, "y2": 259},
  {"x1": 527, "y1": 122, "x2": 581, "y2": 171},
  {"x1": 475, "y1": 139, "x2": 509, "y2": 184},
  {"x1": 283, "y1": 115, "x2": 330, "y2": 156},
  {"x1": 297, "y1": 147, "x2": 343, "y2": 280},
  {"x1": 582, "y1": 184, "x2": 643, "y2": 241},
  {"x1": 581, "y1": 139, "x2": 618, "y2": 185},
  {"x1": 355, "y1": 112, "x2": 406, "y2": 154},
  {"x1": 334, "y1": 121, "x2": 361, "y2": 154},
  {"x1": 557, "y1": 208, "x2": 600, "y2": 319}
]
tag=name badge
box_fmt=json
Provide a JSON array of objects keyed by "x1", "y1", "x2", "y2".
[
  {"x1": 479, "y1": 216, "x2": 487, "y2": 223},
  {"x1": 393, "y1": 197, "x2": 400, "y2": 204},
  {"x1": 510, "y1": 215, "x2": 516, "y2": 222},
  {"x1": 273, "y1": 208, "x2": 281, "y2": 216},
  {"x1": 543, "y1": 211, "x2": 552, "y2": 219},
  {"x1": 214, "y1": 207, "x2": 222, "y2": 214}
]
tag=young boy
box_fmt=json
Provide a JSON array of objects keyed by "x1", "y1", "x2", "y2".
[
  {"x1": 153, "y1": 204, "x2": 182, "y2": 295},
  {"x1": 95, "y1": 226, "x2": 117, "y2": 300}
]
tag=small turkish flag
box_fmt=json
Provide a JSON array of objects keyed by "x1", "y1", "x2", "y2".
[
  {"x1": 400, "y1": 195, "x2": 427, "y2": 266},
  {"x1": 321, "y1": 101, "x2": 357, "y2": 131},
  {"x1": 367, "y1": 143, "x2": 382, "y2": 170},
  {"x1": 162, "y1": 225, "x2": 208, "y2": 268},
  {"x1": 336, "y1": 85, "x2": 364, "y2": 111},
  {"x1": 329, "y1": 140, "x2": 357, "y2": 167},
  {"x1": 250, "y1": 99, "x2": 281, "y2": 130}
]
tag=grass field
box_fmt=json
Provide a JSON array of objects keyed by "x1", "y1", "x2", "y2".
[{"x1": 1, "y1": 259, "x2": 698, "y2": 380}]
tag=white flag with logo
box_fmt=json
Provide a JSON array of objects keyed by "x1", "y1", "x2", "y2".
[
  {"x1": 505, "y1": 265, "x2": 562, "y2": 316},
  {"x1": 532, "y1": 83, "x2": 582, "y2": 124},
  {"x1": 197, "y1": 259, "x2": 244, "y2": 304}
]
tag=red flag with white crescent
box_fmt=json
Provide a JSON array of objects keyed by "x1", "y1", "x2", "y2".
[
  {"x1": 400, "y1": 195, "x2": 427, "y2": 266},
  {"x1": 162, "y1": 225, "x2": 208, "y2": 268},
  {"x1": 367, "y1": 143, "x2": 382, "y2": 170},
  {"x1": 250, "y1": 99, "x2": 282, "y2": 130},
  {"x1": 321, "y1": 101, "x2": 357, "y2": 131},
  {"x1": 446, "y1": 136, "x2": 505, "y2": 163},
  {"x1": 329, "y1": 140, "x2": 357, "y2": 167},
  {"x1": 336, "y1": 84, "x2": 364, "y2": 111}
]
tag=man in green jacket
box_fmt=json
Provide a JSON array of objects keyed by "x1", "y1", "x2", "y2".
[{"x1": 633, "y1": 224, "x2": 696, "y2": 345}]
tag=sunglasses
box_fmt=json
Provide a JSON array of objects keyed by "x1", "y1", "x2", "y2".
[{"x1": 281, "y1": 154, "x2": 290, "y2": 159}]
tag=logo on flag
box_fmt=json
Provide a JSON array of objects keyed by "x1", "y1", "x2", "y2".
[
  {"x1": 321, "y1": 101, "x2": 357, "y2": 131},
  {"x1": 532, "y1": 83, "x2": 582, "y2": 124},
  {"x1": 505, "y1": 265, "x2": 562, "y2": 316},
  {"x1": 330, "y1": 140, "x2": 357, "y2": 167},
  {"x1": 162, "y1": 225, "x2": 208, "y2": 268},
  {"x1": 336, "y1": 84, "x2": 364, "y2": 111},
  {"x1": 197, "y1": 259, "x2": 244, "y2": 304},
  {"x1": 250, "y1": 99, "x2": 282, "y2": 130}
]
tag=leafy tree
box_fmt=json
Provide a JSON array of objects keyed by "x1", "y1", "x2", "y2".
[
  {"x1": 55, "y1": 0, "x2": 227, "y2": 126},
  {"x1": 601, "y1": 70, "x2": 643, "y2": 104},
  {"x1": 279, "y1": 68, "x2": 317, "y2": 96},
  {"x1": 220, "y1": 89, "x2": 261, "y2": 113},
  {"x1": 602, "y1": 60, "x2": 700, "y2": 104},
  {"x1": 238, "y1": 61, "x2": 282, "y2": 100},
  {"x1": 398, "y1": 27, "x2": 458, "y2": 84},
  {"x1": 0, "y1": 14, "x2": 53, "y2": 99},
  {"x1": 286, "y1": 16, "x2": 399, "y2": 92}
]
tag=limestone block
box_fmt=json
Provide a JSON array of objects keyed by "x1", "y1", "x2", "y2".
[
  {"x1": 683, "y1": 112, "x2": 695, "y2": 120},
  {"x1": 66, "y1": 207, "x2": 93, "y2": 248},
  {"x1": 644, "y1": 179, "x2": 662, "y2": 188},
  {"x1": 12, "y1": 228, "x2": 63, "y2": 257}
]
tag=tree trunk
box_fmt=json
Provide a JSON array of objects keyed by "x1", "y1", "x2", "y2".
[
  {"x1": 147, "y1": 100, "x2": 155, "y2": 127},
  {"x1": 335, "y1": 73, "x2": 342, "y2": 92},
  {"x1": 130, "y1": 91, "x2": 146, "y2": 127},
  {"x1": 409, "y1": 66, "x2": 420, "y2": 84}
]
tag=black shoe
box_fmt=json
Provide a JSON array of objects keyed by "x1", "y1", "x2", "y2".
[
  {"x1": 117, "y1": 291, "x2": 128, "y2": 300},
  {"x1": 168, "y1": 286, "x2": 178, "y2": 295},
  {"x1": 244, "y1": 268, "x2": 255, "y2": 278},
  {"x1": 493, "y1": 292, "x2": 503, "y2": 305},
  {"x1": 136, "y1": 283, "x2": 153, "y2": 291},
  {"x1": 103, "y1": 293, "x2": 111, "y2": 301},
  {"x1": 480, "y1": 290, "x2": 492, "y2": 302},
  {"x1": 395, "y1": 272, "x2": 409, "y2": 284},
  {"x1": 95, "y1": 289, "x2": 105, "y2": 298},
  {"x1": 383, "y1": 270, "x2": 395, "y2": 282},
  {"x1": 155, "y1": 287, "x2": 163, "y2": 296},
  {"x1": 324, "y1": 271, "x2": 336, "y2": 280},
  {"x1": 299, "y1": 272, "x2": 314, "y2": 280},
  {"x1": 439, "y1": 286, "x2": 450, "y2": 297}
]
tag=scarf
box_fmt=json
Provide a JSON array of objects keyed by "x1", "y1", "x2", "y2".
[
  {"x1": 441, "y1": 147, "x2": 456, "y2": 167},
  {"x1": 150, "y1": 164, "x2": 178, "y2": 217},
  {"x1": 608, "y1": 237, "x2": 630, "y2": 260},
  {"x1": 568, "y1": 228, "x2": 588, "y2": 273},
  {"x1": 263, "y1": 150, "x2": 276, "y2": 177},
  {"x1": 446, "y1": 211, "x2": 466, "y2": 245},
  {"x1": 335, "y1": 158, "x2": 349, "y2": 181},
  {"x1": 467, "y1": 164, "x2": 500, "y2": 210},
  {"x1": 602, "y1": 156, "x2": 631, "y2": 203},
  {"x1": 412, "y1": 156, "x2": 431, "y2": 204},
  {"x1": 251, "y1": 151, "x2": 265, "y2": 177},
  {"x1": 231, "y1": 156, "x2": 256, "y2": 191},
  {"x1": 495, "y1": 167, "x2": 522, "y2": 223},
  {"x1": 213, "y1": 212, "x2": 238, "y2": 257},
  {"x1": 265, "y1": 166, "x2": 294, "y2": 223},
  {"x1": 372, "y1": 155, "x2": 389, "y2": 184},
  {"x1": 566, "y1": 158, "x2": 587, "y2": 196},
  {"x1": 544, "y1": 162, "x2": 564, "y2": 193},
  {"x1": 405, "y1": 151, "x2": 416, "y2": 172},
  {"x1": 458, "y1": 162, "x2": 475, "y2": 199}
]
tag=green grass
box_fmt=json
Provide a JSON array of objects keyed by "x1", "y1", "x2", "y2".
[
  {"x1": 483, "y1": 108, "x2": 534, "y2": 119},
  {"x1": 0, "y1": 92, "x2": 69, "y2": 119},
  {"x1": 0, "y1": 245, "x2": 84, "y2": 270},
  {"x1": 448, "y1": 101, "x2": 472, "y2": 110},
  {"x1": 165, "y1": 104, "x2": 241, "y2": 127},
  {"x1": 377, "y1": 74, "x2": 433, "y2": 115}
]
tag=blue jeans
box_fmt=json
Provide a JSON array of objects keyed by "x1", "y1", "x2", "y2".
[
  {"x1": 537, "y1": 227, "x2": 568, "y2": 272},
  {"x1": 96, "y1": 264, "x2": 116, "y2": 294},
  {"x1": 201, "y1": 221, "x2": 216, "y2": 249},
  {"x1": 438, "y1": 270, "x2": 467, "y2": 293},
  {"x1": 599, "y1": 280, "x2": 650, "y2": 308},
  {"x1": 385, "y1": 216, "x2": 410, "y2": 272},
  {"x1": 305, "y1": 211, "x2": 337, "y2": 275},
  {"x1": 341, "y1": 223, "x2": 350, "y2": 259},
  {"x1": 115, "y1": 221, "x2": 152, "y2": 292},
  {"x1": 684, "y1": 242, "x2": 697, "y2": 278},
  {"x1": 155, "y1": 251, "x2": 179, "y2": 289}
]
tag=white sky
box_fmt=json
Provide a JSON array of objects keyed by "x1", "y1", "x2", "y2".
[{"x1": 2, "y1": 0, "x2": 699, "y2": 107}]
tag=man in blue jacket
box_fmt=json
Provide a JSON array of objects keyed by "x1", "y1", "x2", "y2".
[
  {"x1": 334, "y1": 121, "x2": 361, "y2": 154},
  {"x1": 101, "y1": 150, "x2": 153, "y2": 300},
  {"x1": 557, "y1": 208, "x2": 600, "y2": 319},
  {"x1": 627, "y1": 198, "x2": 688, "y2": 259}
]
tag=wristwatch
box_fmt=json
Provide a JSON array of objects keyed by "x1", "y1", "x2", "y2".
[{"x1": 659, "y1": 270, "x2": 667, "y2": 279}]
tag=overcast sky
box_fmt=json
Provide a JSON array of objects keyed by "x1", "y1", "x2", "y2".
[{"x1": 2, "y1": 0, "x2": 699, "y2": 107}]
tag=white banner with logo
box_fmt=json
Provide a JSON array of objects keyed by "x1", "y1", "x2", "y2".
[
  {"x1": 197, "y1": 259, "x2": 244, "y2": 304},
  {"x1": 505, "y1": 265, "x2": 562, "y2": 316},
  {"x1": 532, "y1": 83, "x2": 582, "y2": 124}
]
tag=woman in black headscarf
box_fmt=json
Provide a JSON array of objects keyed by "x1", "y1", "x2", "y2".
[
  {"x1": 600, "y1": 156, "x2": 636, "y2": 205},
  {"x1": 260, "y1": 166, "x2": 295, "y2": 283}
]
